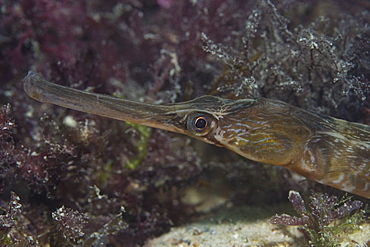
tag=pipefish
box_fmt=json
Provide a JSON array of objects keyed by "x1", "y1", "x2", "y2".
[{"x1": 23, "y1": 71, "x2": 370, "y2": 199}]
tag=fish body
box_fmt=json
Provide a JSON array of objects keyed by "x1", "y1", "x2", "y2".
[{"x1": 23, "y1": 71, "x2": 370, "y2": 199}]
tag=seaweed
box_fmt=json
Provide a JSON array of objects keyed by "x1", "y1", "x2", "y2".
[
  {"x1": 201, "y1": 0, "x2": 370, "y2": 120},
  {"x1": 52, "y1": 206, "x2": 88, "y2": 242},
  {"x1": 270, "y1": 190, "x2": 365, "y2": 246},
  {"x1": 124, "y1": 122, "x2": 152, "y2": 170},
  {"x1": 0, "y1": 192, "x2": 38, "y2": 246}
]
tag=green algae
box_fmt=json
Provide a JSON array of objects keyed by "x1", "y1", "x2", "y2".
[{"x1": 125, "y1": 122, "x2": 152, "y2": 169}]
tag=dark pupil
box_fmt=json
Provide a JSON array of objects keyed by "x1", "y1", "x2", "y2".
[{"x1": 195, "y1": 117, "x2": 207, "y2": 129}]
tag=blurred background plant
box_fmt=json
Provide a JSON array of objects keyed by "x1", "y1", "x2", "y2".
[
  {"x1": 270, "y1": 190, "x2": 365, "y2": 246},
  {"x1": 0, "y1": 0, "x2": 369, "y2": 246}
]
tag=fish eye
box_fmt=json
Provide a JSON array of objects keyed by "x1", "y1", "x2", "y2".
[{"x1": 187, "y1": 113, "x2": 213, "y2": 136}]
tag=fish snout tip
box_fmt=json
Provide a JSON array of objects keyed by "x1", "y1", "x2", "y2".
[{"x1": 22, "y1": 71, "x2": 45, "y2": 101}]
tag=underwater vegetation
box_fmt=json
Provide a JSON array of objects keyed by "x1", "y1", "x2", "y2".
[
  {"x1": 0, "y1": 0, "x2": 370, "y2": 246},
  {"x1": 270, "y1": 190, "x2": 366, "y2": 247}
]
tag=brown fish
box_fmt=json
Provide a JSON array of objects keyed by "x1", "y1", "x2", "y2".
[{"x1": 23, "y1": 71, "x2": 370, "y2": 199}]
